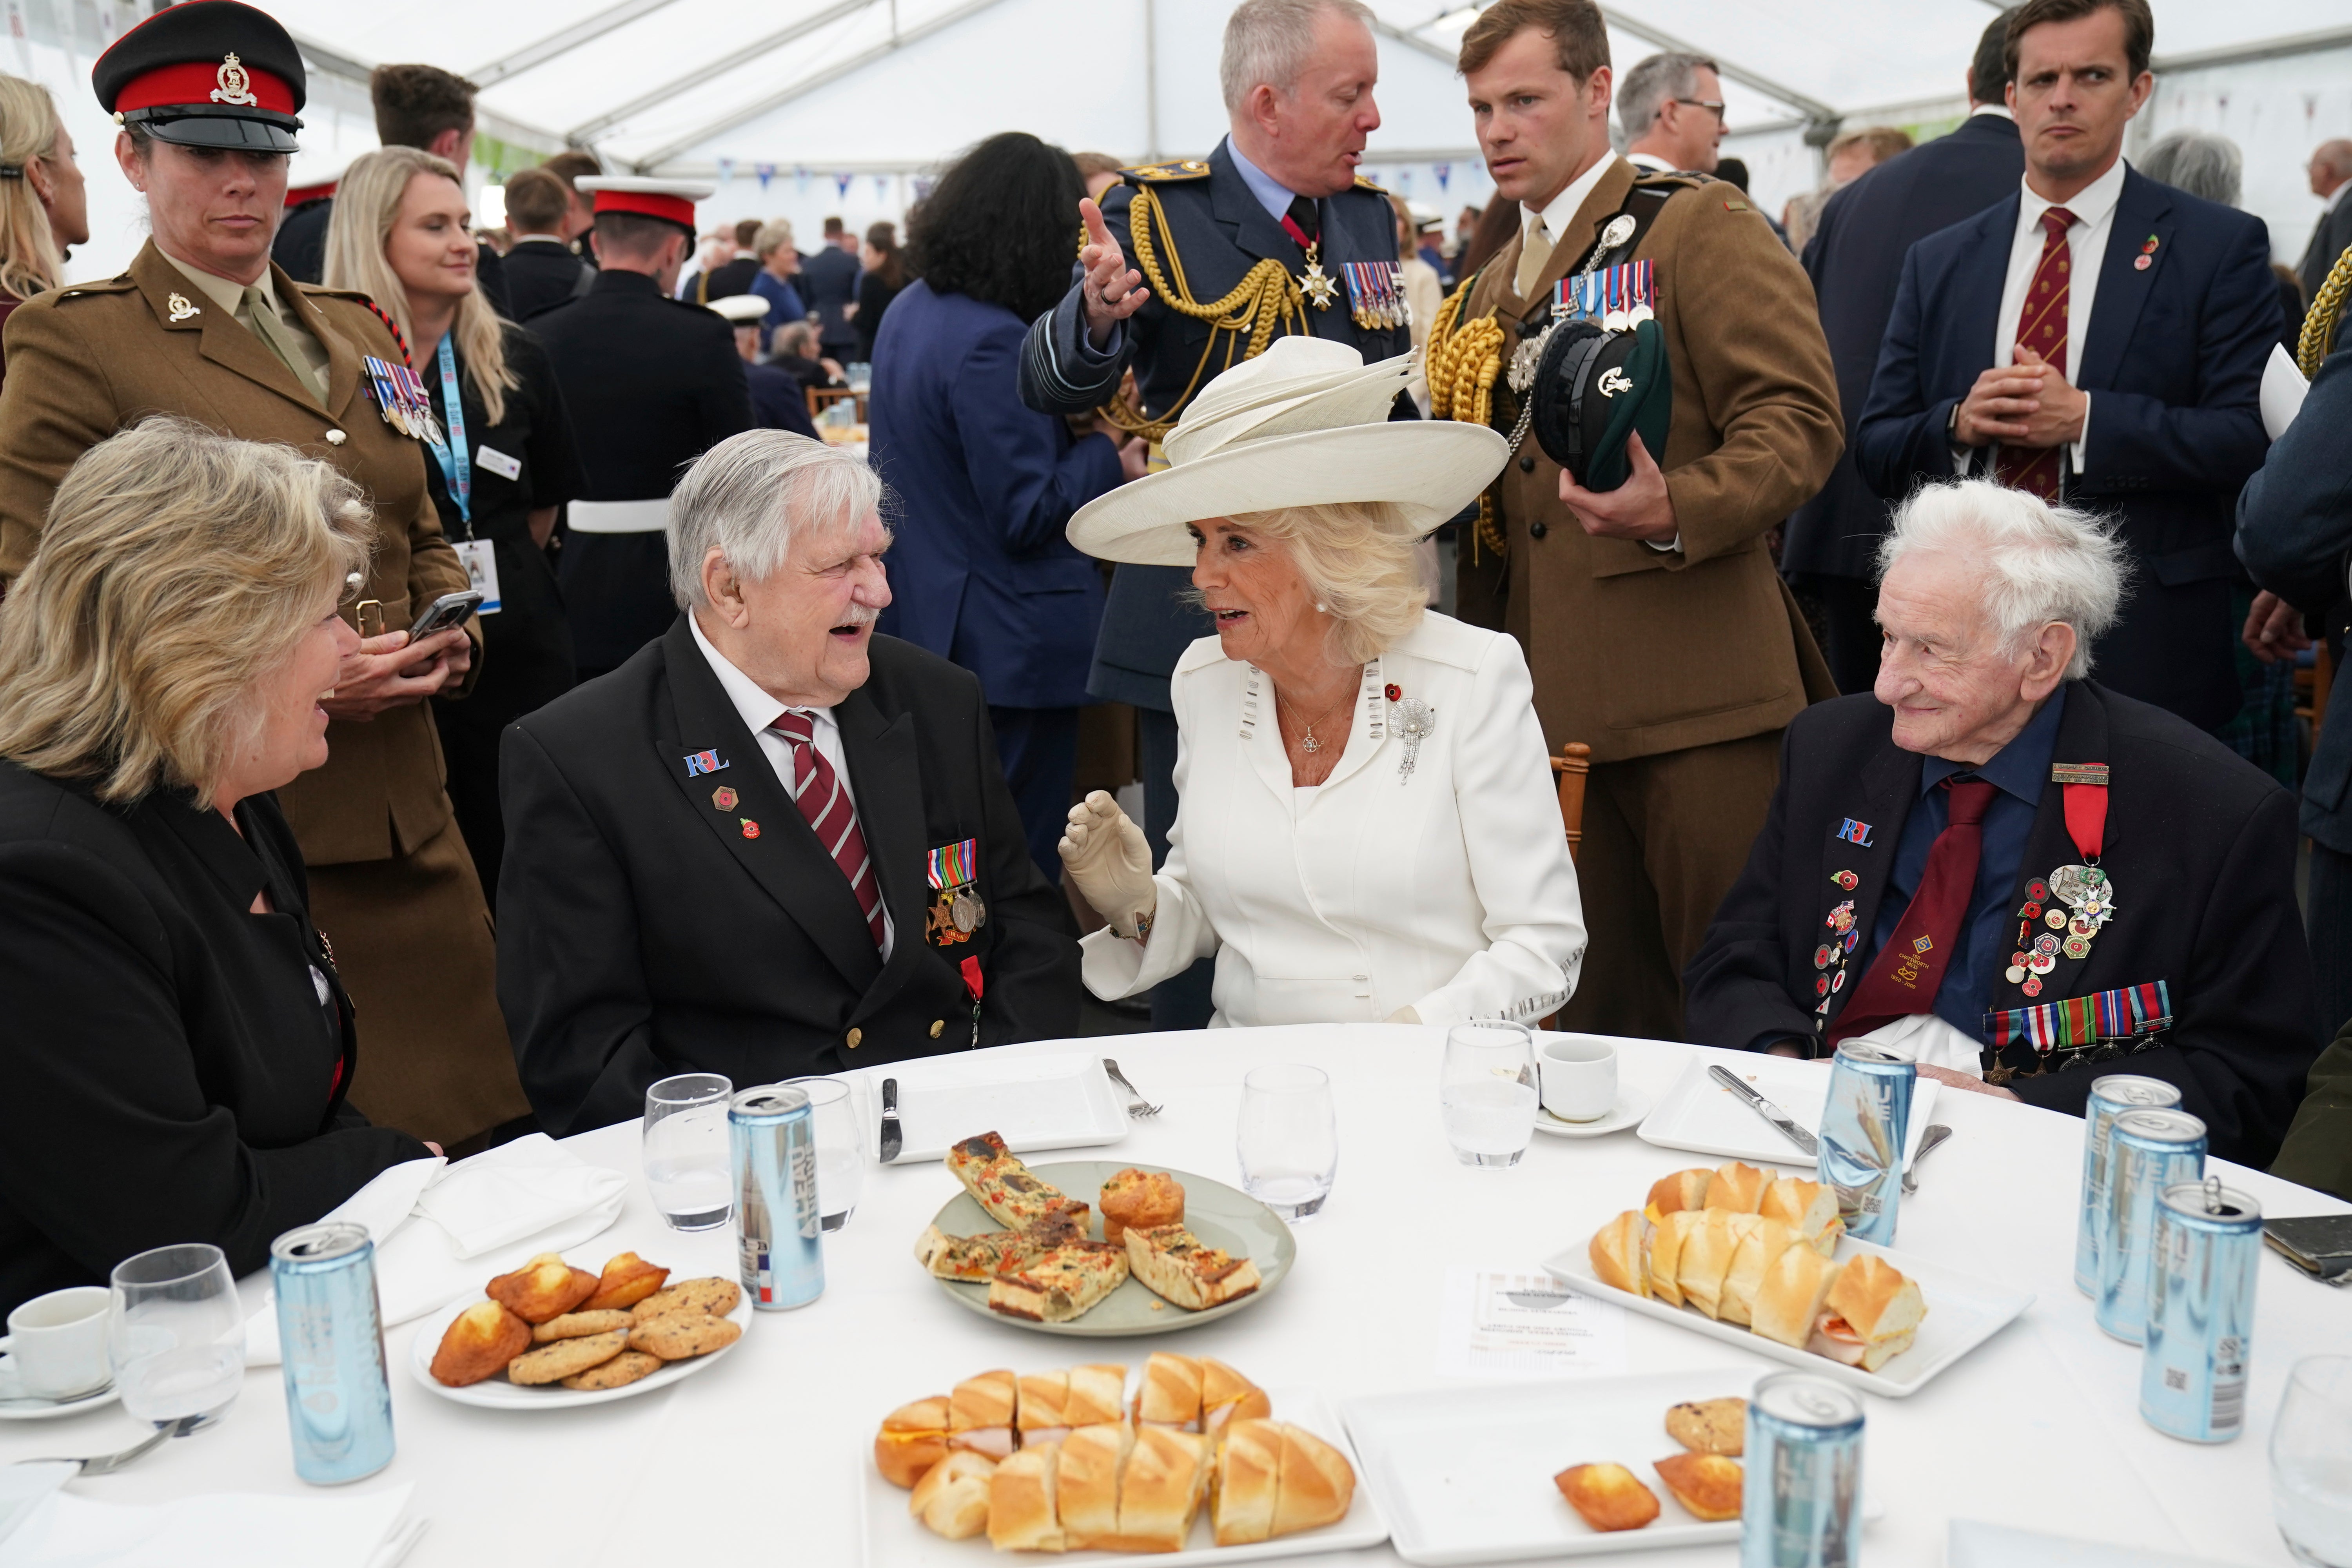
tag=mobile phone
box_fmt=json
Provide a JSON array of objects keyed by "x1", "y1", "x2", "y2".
[
  {"x1": 2265, "y1": 1214, "x2": 2352, "y2": 1284},
  {"x1": 405, "y1": 589, "x2": 483, "y2": 643}
]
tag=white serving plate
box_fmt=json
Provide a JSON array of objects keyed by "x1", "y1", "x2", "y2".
[
  {"x1": 1637, "y1": 1054, "x2": 1941, "y2": 1170},
  {"x1": 858, "y1": 1387, "x2": 1388, "y2": 1566},
  {"x1": 1343, "y1": 1364, "x2": 1882, "y2": 1564},
  {"x1": 853, "y1": 1053, "x2": 1128, "y2": 1165},
  {"x1": 0, "y1": 1382, "x2": 118, "y2": 1422},
  {"x1": 407, "y1": 1287, "x2": 752, "y2": 1410},
  {"x1": 1542, "y1": 1233, "x2": 2033, "y2": 1399}
]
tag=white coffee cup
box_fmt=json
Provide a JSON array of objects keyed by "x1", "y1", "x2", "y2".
[
  {"x1": 0, "y1": 1285, "x2": 113, "y2": 1401},
  {"x1": 1539, "y1": 1034, "x2": 1618, "y2": 1122}
]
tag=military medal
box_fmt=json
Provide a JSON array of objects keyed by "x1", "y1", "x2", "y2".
[
  {"x1": 1390, "y1": 695, "x2": 1436, "y2": 783},
  {"x1": 1342, "y1": 261, "x2": 1405, "y2": 331},
  {"x1": 925, "y1": 837, "x2": 986, "y2": 947},
  {"x1": 1299, "y1": 243, "x2": 1339, "y2": 310}
]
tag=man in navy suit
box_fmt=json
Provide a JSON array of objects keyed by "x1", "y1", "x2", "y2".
[
  {"x1": 1783, "y1": 12, "x2": 2025, "y2": 695},
  {"x1": 1855, "y1": 0, "x2": 2280, "y2": 733}
]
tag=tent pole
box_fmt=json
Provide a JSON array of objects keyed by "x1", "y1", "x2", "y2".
[{"x1": 1144, "y1": 0, "x2": 1160, "y2": 164}]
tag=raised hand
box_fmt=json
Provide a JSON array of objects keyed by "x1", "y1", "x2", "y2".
[
  {"x1": 1078, "y1": 197, "x2": 1149, "y2": 348},
  {"x1": 1058, "y1": 789, "x2": 1157, "y2": 940}
]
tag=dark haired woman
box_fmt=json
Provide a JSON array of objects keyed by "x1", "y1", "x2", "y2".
[
  {"x1": 869, "y1": 131, "x2": 1146, "y2": 880},
  {"x1": 852, "y1": 220, "x2": 907, "y2": 363}
]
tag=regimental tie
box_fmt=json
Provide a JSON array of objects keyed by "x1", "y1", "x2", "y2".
[
  {"x1": 1827, "y1": 777, "x2": 1997, "y2": 1046},
  {"x1": 771, "y1": 711, "x2": 886, "y2": 948},
  {"x1": 1994, "y1": 205, "x2": 2077, "y2": 501}
]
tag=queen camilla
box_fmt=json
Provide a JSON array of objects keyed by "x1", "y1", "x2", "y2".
[{"x1": 1057, "y1": 338, "x2": 1586, "y2": 1028}]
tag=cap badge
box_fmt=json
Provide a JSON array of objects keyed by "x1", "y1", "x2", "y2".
[
  {"x1": 165, "y1": 292, "x2": 200, "y2": 323},
  {"x1": 210, "y1": 53, "x2": 257, "y2": 107},
  {"x1": 1596, "y1": 365, "x2": 1633, "y2": 398}
]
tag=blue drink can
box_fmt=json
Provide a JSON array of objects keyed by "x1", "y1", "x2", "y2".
[
  {"x1": 2140, "y1": 1178, "x2": 2261, "y2": 1443},
  {"x1": 731, "y1": 1084, "x2": 824, "y2": 1310},
  {"x1": 1817, "y1": 1042, "x2": 1913, "y2": 1246},
  {"x1": 2094, "y1": 1108, "x2": 2207, "y2": 1344},
  {"x1": 269, "y1": 1222, "x2": 394, "y2": 1485},
  {"x1": 1741, "y1": 1372, "x2": 1866, "y2": 1568},
  {"x1": 2074, "y1": 1074, "x2": 2182, "y2": 1296}
]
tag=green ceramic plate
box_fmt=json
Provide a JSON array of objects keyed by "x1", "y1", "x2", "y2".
[{"x1": 927, "y1": 1160, "x2": 1296, "y2": 1337}]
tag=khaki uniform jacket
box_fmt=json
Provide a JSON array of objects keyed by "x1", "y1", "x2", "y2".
[
  {"x1": 0, "y1": 241, "x2": 481, "y2": 867},
  {"x1": 1462, "y1": 162, "x2": 1842, "y2": 764}
]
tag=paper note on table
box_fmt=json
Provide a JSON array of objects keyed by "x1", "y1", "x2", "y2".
[{"x1": 1436, "y1": 1265, "x2": 1628, "y2": 1380}]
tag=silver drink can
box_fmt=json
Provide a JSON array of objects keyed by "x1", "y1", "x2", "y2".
[
  {"x1": 2094, "y1": 1108, "x2": 2207, "y2": 1344},
  {"x1": 2140, "y1": 1178, "x2": 2262, "y2": 1443},
  {"x1": 2074, "y1": 1074, "x2": 2182, "y2": 1296},
  {"x1": 1741, "y1": 1372, "x2": 1866, "y2": 1568},
  {"x1": 730, "y1": 1083, "x2": 824, "y2": 1310},
  {"x1": 1817, "y1": 1042, "x2": 1914, "y2": 1246},
  {"x1": 269, "y1": 1222, "x2": 394, "y2": 1485}
]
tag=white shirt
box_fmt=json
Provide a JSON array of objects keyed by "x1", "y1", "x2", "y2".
[
  {"x1": 1624, "y1": 151, "x2": 1675, "y2": 173},
  {"x1": 688, "y1": 612, "x2": 895, "y2": 958},
  {"x1": 1520, "y1": 152, "x2": 1624, "y2": 280}
]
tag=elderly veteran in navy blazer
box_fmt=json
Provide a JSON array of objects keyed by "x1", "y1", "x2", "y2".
[
  {"x1": 495, "y1": 430, "x2": 1081, "y2": 1137},
  {"x1": 1686, "y1": 480, "x2": 2318, "y2": 1168}
]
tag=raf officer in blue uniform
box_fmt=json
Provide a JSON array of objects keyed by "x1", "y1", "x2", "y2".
[{"x1": 1020, "y1": 0, "x2": 1416, "y2": 1027}]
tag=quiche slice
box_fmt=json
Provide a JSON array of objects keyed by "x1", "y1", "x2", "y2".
[
  {"x1": 913, "y1": 1208, "x2": 1085, "y2": 1281},
  {"x1": 945, "y1": 1131, "x2": 1091, "y2": 1232},
  {"x1": 986, "y1": 1240, "x2": 1131, "y2": 1323},
  {"x1": 1124, "y1": 1223, "x2": 1262, "y2": 1311}
]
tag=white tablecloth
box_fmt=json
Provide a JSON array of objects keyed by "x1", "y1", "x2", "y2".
[{"x1": 5, "y1": 1026, "x2": 2344, "y2": 1566}]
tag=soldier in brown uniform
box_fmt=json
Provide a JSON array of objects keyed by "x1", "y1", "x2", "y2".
[
  {"x1": 0, "y1": 0, "x2": 528, "y2": 1148},
  {"x1": 1431, "y1": 0, "x2": 1842, "y2": 1040}
]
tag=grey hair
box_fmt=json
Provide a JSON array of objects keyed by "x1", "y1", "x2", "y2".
[
  {"x1": 666, "y1": 429, "x2": 887, "y2": 610},
  {"x1": 1876, "y1": 480, "x2": 2127, "y2": 680},
  {"x1": 2138, "y1": 130, "x2": 2242, "y2": 208},
  {"x1": 1220, "y1": 0, "x2": 1375, "y2": 114},
  {"x1": 1617, "y1": 51, "x2": 1715, "y2": 142},
  {"x1": 773, "y1": 319, "x2": 820, "y2": 357},
  {"x1": 753, "y1": 217, "x2": 795, "y2": 259}
]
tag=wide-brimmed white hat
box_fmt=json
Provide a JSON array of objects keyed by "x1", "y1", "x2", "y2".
[{"x1": 1065, "y1": 337, "x2": 1508, "y2": 567}]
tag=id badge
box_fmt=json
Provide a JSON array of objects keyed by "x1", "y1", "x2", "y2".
[{"x1": 453, "y1": 539, "x2": 502, "y2": 615}]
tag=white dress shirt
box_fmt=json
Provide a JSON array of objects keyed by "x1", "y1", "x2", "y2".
[
  {"x1": 688, "y1": 612, "x2": 895, "y2": 958},
  {"x1": 1079, "y1": 613, "x2": 1587, "y2": 1027},
  {"x1": 1519, "y1": 152, "x2": 1624, "y2": 292},
  {"x1": 1624, "y1": 151, "x2": 1675, "y2": 174}
]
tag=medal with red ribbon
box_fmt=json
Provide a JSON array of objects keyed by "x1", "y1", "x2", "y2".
[{"x1": 1993, "y1": 763, "x2": 2114, "y2": 1071}]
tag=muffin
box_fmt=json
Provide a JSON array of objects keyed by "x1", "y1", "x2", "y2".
[{"x1": 1099, "y1": 1168, "x2": 1185, "y2": 1244}]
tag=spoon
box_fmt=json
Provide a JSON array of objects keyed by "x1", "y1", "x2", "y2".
[{"x1": 1902, "y1": 1124, "x2": 1954, "y2": 1195}]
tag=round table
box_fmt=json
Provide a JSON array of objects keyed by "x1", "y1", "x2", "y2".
[{"x1": 4, "y1": 1025, "x2": 2343, "y2": 1564}]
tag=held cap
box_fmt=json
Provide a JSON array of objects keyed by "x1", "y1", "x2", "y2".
[{"x1": 1528, "y1": 316, "x2": 1672, "y2": 494}]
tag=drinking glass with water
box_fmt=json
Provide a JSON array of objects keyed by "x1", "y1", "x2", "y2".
[
  {"x1": 784, "y1": 1076, "x2": 867, "y2": 1231},
  {"x1": 2273, "y1": 1354, "x2": 2352, "y2": 1566},
  {"x1": 1440, "y1": 1022, "x2": 1539, "y2": 1167},
  {"x1": 645, "y1": 1073, "x2": 735, "y2": 1231},
  {"x1": 1236, "y1": 1063, "x2": 1338, "y2": 1221},
  {"x1": 109, "y1": 1243, "x2": 244, "y2": 1434}
]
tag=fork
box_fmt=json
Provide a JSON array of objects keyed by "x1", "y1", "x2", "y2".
[
  {"x1": 15, "y1": 1414, "x2": 198, "y2": 1476},
  {"x1": 1102, "y1": 1058, "x2": 1162, "y2": 1118}
]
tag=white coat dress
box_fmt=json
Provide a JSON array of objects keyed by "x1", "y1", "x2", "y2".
[{"x1": 1079, "y1": 612, "x2": 1587, "y2": 1026}]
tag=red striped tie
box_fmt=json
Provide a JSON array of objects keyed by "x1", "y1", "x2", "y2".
[
  {"x1": 771, "y1": 712, "x2": 886, "y2": 949},
  {"x1": 1995, "y1": 205, "x2": 2076, "y2": 501}
]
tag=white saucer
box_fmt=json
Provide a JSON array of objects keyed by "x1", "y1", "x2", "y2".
[
  {"x1": 1534, "y1": 1085, "x2": 1655, "y2": 1138},
  {"x1": 0, "y1": 1377, "x2": 120, "y2": 1422}
]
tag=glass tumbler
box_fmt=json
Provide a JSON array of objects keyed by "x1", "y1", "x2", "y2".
[
  {"x1": 644, "y1": 1072, "x2": 735, "y2": 1231},
  {"x1": 1236, "y1": 1063, "x2": 1338, "y2": 1222},
  {"x1": 2273, "y1": 1354, "x2": 2352, "y2": 1566},
  {"x1": 784, "y1": 1075, "x2": 867, "y2": 1231},
  {"x1": 1440, "y1": 1021, "x2": 1539, "y2": 1167},
  {"x1": 109, "y1": 1243, "x2": 245, "y2": 1434}
]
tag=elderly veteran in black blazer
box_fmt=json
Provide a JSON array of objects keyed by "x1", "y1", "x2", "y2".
[
  {"x1": 0, "y1": 419, "x2": 433, "y2": 1318},
  {"x1": 497, "y1": 429, "x2": 1082, "y2": 1137},
  {"x1": 1686, "y1": 479, "x2": 2318, "y2": 1167}
]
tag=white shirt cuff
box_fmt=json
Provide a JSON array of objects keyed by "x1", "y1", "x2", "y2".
[
  {"x1": 1645, "y1": 534, "x2": 1683, "y2": 553},
  {"x1": 2071, "y1": 392, "x2": 2090, "y2": 476}
]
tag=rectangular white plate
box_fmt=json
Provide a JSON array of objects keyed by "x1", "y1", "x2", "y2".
[
  {"x1": 1542, "y1": 1234, "x2": 2033, "y2": 1398},
  {"x1": 1342, "y1": 1365, "x2": 1882, "y2": 1564},
  {"x1": 1637, "y1": 1054, "x2": 1940, "y2": 1170},
  {"x1": 859, "y1": 1387, "x2": 1388, "y2": 1566},
  {"x1": 852, "y1": 1053, "x2": 1128, "y2": 1165}
]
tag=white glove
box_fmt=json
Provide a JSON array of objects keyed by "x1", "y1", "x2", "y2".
[{"x1": 1059, "y1": 790, "x2": 1157, "y2": 940}]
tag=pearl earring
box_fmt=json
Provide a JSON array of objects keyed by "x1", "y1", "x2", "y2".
[{"x1": 1314, "y1": 602, "x2": 1328, "y2": 612}]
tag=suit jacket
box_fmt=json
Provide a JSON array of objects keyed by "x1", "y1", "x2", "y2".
[
  {"x1": 503, "y1": 236, "x2": 592, "y2": 321},
  {"x1": 870, "y1": 281, "x2": 1122, "y2": 710},
  {"x1": 1684, "y1": 681, "x2": 2318, "y2": 1167},
  {"x1": 1017, "y1": 140, "x2": 1414, "y2": 712},
  {"x1": 1457, "y1": 161, "x2": 1843, "y2": 762},
  {"x1": 0, "y1": 241, "x2": 481, "y2": 866},
  {"x1": 746, "y1": 360, "x2": 819, "y2": 439},
  {"x1": 497, "y1": 619, "x2": 1083, "y2": 1136},
  {"x1": 801, "y1": 243, "x2": 862, "y2": 354},
  {"x1": 1783, "y1": 113, "x2": 2024, "y2": 584},
  {"x1": 2298, "y1": 191, "x2": 2352, "y2": 303},
  {"x1": 1854, "y1": 167, "x2": 2282, "y2": 731}
]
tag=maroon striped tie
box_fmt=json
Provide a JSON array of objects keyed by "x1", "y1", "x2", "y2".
[
  {"x1": 1994, "y1": 205, "x2": 2076, "y2": 501},
  {"x1": 771, "y1": 712, "x2": 886, "y2": 949}
]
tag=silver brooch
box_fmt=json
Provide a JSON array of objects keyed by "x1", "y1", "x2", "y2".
[
  {"x1": 1596, "y1": 213, "x2": 1638, "y2": 254},
  {"x1": 1391, "y1": 698, "x2": 1436, "y2": 782}
]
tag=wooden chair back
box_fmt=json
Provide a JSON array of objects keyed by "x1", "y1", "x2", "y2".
[{"x1": 1550, "y1": 741, "x2": 1592, "y2": 862}]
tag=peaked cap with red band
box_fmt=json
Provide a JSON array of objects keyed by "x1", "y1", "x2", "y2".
[
  {"x1": 573, "y1": 176, "x2": 715, "y2": 236},
  {"x1": 94, "y1": 0, "x2": 305, "y2": 153}
]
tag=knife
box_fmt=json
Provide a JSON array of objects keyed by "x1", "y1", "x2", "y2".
[
  {"x1": 878, "y1": 1077, "x2": 902, "y2": 1164},
  {"x1": 1708, "y1": 1064, "x2": 1818, "y2": 1159}
]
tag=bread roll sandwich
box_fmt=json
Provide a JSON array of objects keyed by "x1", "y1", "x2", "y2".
[
  {"x1": 1064, "y1": 1362, "x2": 1127, "y2": 1428},
  {"x1": 1201, "y1": 1357, "x2": 1273, "y2": 1436},
  {"x1": 1113, "y1": 1424, "x2": 1211, "y2": 1551},
  {"x1": 1677, "y1": 1212, "x2": 1756, "y2": 1320},
  {"x1": 1703, "y1": 1161, "x2": 1769, "y2": 1213},
  {"x1": 987, "y1": 1441, "x2": 1067, "y2": 1552},
  {"x1": 1211, "y1": 1414, "x2": 1283, "y2": 1545},
  {"x1": 1271, "y1": 1421, "x2": 1356, "y2": 1539},
  {"x1": 875, "y1": 1395, "x2": 952, "y2": 1488},
  {"x1": 1134, "y1": 1351, "x2": 1204, "y2": 1430},
  {"x1": 1757, "y1": 1176, "x2": 1845, "y2": 1257},
  {"x1": 1652, "y1": 1452, "x2": 1742, "y2": 1522},
  {"x1": 1719, "y1": 1218, "x2": 1798, "y2": 1328},
  {"x1": 1648, "y1": 1210, "x2": 1699, "y2": 1308},
  {"x1": 948, "y1": 1368, "x2": 1017, "y2": 1459},
  {"x1": 1016, "y1": 1370, "x2": 1073, "y2": 1448},
  {"x1": 1808, "y1": 1254, "x2": 1925, "y2": 1371},
  {"x1": 1056, "y1": 1420, "x2": 1134, "y2": 1547},
  {"x1": 1588, "y1": 1210, "x2": 1652, "y2": 1299},
  {"x1": 910, "y1": 1450, "x2": 995, "y2": 1539},
  {"x1": 1750, "y1": 1241, "x2": 1843, "y2": 1351},
  {"x1": 1646, "y1": 1167, "x2": 1715, "y2": 1218}
]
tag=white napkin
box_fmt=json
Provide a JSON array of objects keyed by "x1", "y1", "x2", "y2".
[
  {"x1": 2261, "y1": 342, "x2": 2309, "y2": 439},
  {"x1": 0, "y1": 1466, "x2": 74, "y2": 1550},
  {"x1": 0, "y1": 1483, "x2": 423, "y2": 1568},
  {"x1": 409, "y1": 1135, "x2": 627, "y2": 1259},
  {"x1": 1851, "y1": 1013, "x2": 1985, "y2": 1078}
]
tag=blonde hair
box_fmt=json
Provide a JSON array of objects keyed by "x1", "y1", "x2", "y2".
[
  {"x1": 0, "y1": 74, "x2": 65, "y2": 303},
  {"x1": 322, "y1": 147, "x2": 518, "y2": 424},
  {"x1": 1232, "y1": 501, "x2": 1426, "y2": 666},
  {"x1": 0, "y1": 418, "x2": 374, "y2": 808}
]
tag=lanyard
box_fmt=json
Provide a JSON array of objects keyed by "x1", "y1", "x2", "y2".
[{"x1": 428, "y1": 336, "x2": 472, "y2": 532}]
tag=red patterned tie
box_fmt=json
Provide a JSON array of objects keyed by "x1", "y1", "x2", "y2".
[
  {"x1": 1827, "y1": 778, "x2": 1997, "y2": 1047},
  {"x1": 771, "y1": 712, "x2": 886, "y2": 949},
  {"x1": 1994, "y1": 206, "x2": 2077, "y2": 501}
]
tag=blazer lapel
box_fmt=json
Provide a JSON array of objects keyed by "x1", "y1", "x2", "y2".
[
  {"x1": 1955, "y1": 199, "x2": 2017, "y2": 367},
  {"x1": 1307, "y1": 661, "x2": 1394, "y2": 794},
  {"x1": 2076, "y1": 170, "x2": 2171, "y2": 393},
  {"x1": 129, "y1": 244, "x2": 323, "y2": 416},
  {"x1": 1816, "y1": 739, "x2": 1920, "y2": 1036},
  {"x1": 835, "y1": 687, "x2": 933, "y2": 1026},
  {"x1": 277, "y1": 263, "x2": 365, "y2": 421},
  {"x1": 1209, "y1": 139, "x2": 1298, "y2": 268}
]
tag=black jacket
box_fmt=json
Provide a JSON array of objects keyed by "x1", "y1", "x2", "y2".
[
  {"x1": 0, "y1": 765, "x2": 427, "y2": 1317},
  {"x1": 502, "y1": 236, "x2": 592, "y2": 321},
  {"x1": 1685, "y1": 681, "x2": 2319, "y2": 1167},
  {"x1": 801, "y1": 244, "x2": 861, "y2": 354},
  {"x1": 497, "y1": 618, "x2": 1083, "y2": 1136}
]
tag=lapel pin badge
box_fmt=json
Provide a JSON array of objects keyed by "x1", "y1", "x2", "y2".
[
  {"x1": 739, "y1": 818, "x2": 760, "y2": 840},
  {"x1": 165, "y1": 292, "x2": 200, "y2": 322},
  {"x1": 684, "y1": 749, "x2": 729, "y2": 777},
  {"x1": 1831, "y1": 869, "x2": 1859, "y2": 889},
  {"x1": 711, "y1": 785, "x2": 739, "y2": 811},
  {"x1": 1836, "y1": 818, "x2": 1873, "y2": 847}
]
